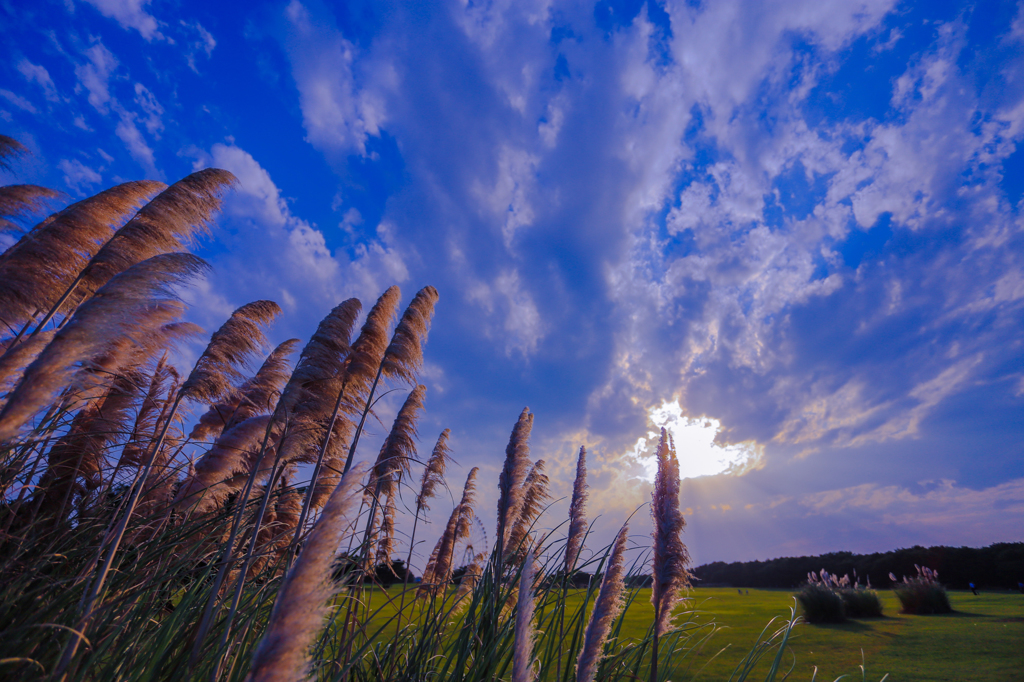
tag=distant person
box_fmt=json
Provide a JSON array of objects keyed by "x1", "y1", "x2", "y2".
[
  {"x1": 738, "y1": 588, "x2": 743, "y2": 595},
  {"x1": 970, "y1": 582, "x2": 978, "y2": 595},
  {"x1": 1018, "y1": 582, "x2": 1022, "y2": 594},
  {"x1": 745, "y1": 589, "x2": 749, "y2": 595}
]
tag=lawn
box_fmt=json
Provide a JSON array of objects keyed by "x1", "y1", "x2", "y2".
[{"x1": 362, "y1": 586, "x2": 1024, "y2": 681}]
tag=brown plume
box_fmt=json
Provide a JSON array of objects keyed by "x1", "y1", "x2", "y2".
[
  {"x1": 0, "y1": 185, "x2": 62, "y2": 235},
  {"x1": 0, "y1": 134, "x2": 28, "y2": 172},
  {"x1": 513, "y1": 548, "x2": 539, "y2": 682},
  {"x1": 174, "y1": 414, "x2": 274, "y2": 513},
  {"x1": 419, "y1": 467, "x2": 477, "y2": 597},
  {"x1": 0, "y1": 253, "x2": 207, "y2": 442},
  {"x1": 0, "y1": 330, "x2": 53, "y2": 403},
  {"x1": 375, "y1": 493, "x2": 397, "y2": 571},
  {"x1": 65, "y1": 169, "x2": 234, "y2": 309},
  {"x1": 576, "y1": 524, "x2": 628, "y2": 682},
  {"x1": 120, "y1": 356, "x2": 177, "y2": 467},
  {"x1": 191, "y1": 338, "x2": 298, "y2": 441},
  {"x1": 565, "y1": 446, "x2": 589, "y2": 573},
  {"x1": 381, "y1": 286, "x2": 438, "y2": 385},
  {"x1": 370, "y1": 385, "x2": 426, "y2": 498},
  {"x1": 180, "y1": 300, "x2": 281, "y2": 404},
  {"x1": 271, "y1": 300, "x2": 360, "y2": 475},
  {"x1": 306, "y1": 414, "x2": 355, "y2": 510},
  {"x1": 341, "y1": 286, "x2": 400, "y2": 407},
  {"x1": 0, "y1": 181, "x2": 164, "y2": 329},
  {"x1": 35, "y1": 371, "x2": 144, "y2": 525},
  {"x1": 650, "y1": 428, "x2": 690, "y2": 637},
  {"x1": 277, "y1": 299, "x2": 360, "y2": 419},
  {"x1": 496, "y1": 407, "x2": 534, "y2": 554},
  {"x1": 248, "y1": 462, "x2": 368, "y2": 682},
  {"x1": 415, "y1": 428, "x2": 450, "y2": 513},
  {"x1": 507, "y1": 460, "x2": 550, "y2": 562}
]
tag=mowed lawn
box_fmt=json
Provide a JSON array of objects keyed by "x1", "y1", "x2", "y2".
[{"x1": 363, "y1": 586, "x2": 1024, "y2": 681}]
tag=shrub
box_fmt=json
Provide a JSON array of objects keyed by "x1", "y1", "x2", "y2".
[
  {"x1": 796, "y1": 583, "x2": 846, "y2": 623},
  {"x1": 797, "y1": 568, "x2": 884, "y2": 622},
  {"x1": 891, "y1": 565, "x2": 952, "y2": 614},
  {"x1": 839, "y1": 587, "x2": 883, "y2": 617}
]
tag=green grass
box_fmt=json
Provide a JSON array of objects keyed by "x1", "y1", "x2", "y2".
[{"x1": 360, "y1": 586, "x2": 1024, "y2": 681}]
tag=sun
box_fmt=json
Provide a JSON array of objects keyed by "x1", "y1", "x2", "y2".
[{"x1": 630, "y1": 400, "x2": 763, "y2": 481}]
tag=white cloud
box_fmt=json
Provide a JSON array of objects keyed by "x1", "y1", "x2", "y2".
[
  {"x1": 191, "y1": 143, "x2": 410, "y2": 322},
  {"x1": 0, "y1": 89, "x2": 37, "y2": 113},
  {"x1": 17, "y1": 59, "x2": 59, "y2": 102},
  {"x1": 58, "y1": 158, "x2": 102, "y2": 193},
  {"x1": 75, "y1": 42, "x2": 119, "y2": 113},
  {"x1": 82, "y1": 0, "x2": 163, "y2": 41},
  {"x1": 133, "y1": 83, "x2": 164, "y2": 136},
  {"x1": 114, "y1": 109, "x2": 160, "y2": 179},
  {"x1": 280, "y1": 0, "x2": 387, "y2": 156}
]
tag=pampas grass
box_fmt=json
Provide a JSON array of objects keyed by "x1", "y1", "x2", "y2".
[
  {"x1": 577, "y1": 524, "x2": 628, "y2": 682},
  {"x1": 248, "y1": 462, "x2": 368, "y2": 682},
  {"x1": 513, "y1": 548, "x2": 539, "y2": 682},
  {"x1": 566, "y1": 446, "x2": 588, "y2": 574}
]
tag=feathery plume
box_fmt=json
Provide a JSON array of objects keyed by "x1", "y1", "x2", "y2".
[
  {"x1": 650, "y1": 428, "x2": 690, "y2": 637},
  {"x1": 0, "y1": 134, "x2": 28, "y2": 172},
  {"x1": 276, "y1": 299, "x2": 360, "y2": 419},
  {"x1": 496, "y1": 408, "x2": 534, "y2": 555},
  {"x1": 0, "y1": 253, "x2": 207, "y2": 442},
  {"x1": 191, "y1": 338, "x2": 299, "y2": 441},
  {"x1": 34, "y1": 374, "x2": 141, "y2": 525},
  {"x1": 0, "y1": 184, "x2": 62, "y2": 235},
  {"x1": 576, "y1": 524, "x2": 629, "y2": 682},
  {"x1": 507, "y1": 460, "x2": 550, "y2": 562},
  {"x1": 180, "y1": 300, "x2": 280, "y2": 403},
  {"x1": 513, "y1": 548, "x2": 539, "y2": 682},
  {"x1": 67, "y1": 169, "x2": 234, "y2": 305},
  {"x1": 566, "y1": 446, "x2": 589, "y2": 573},
  {"x1": 248, "y1": 462, "x2": 368, "y2": 682},
  {"x1": 380, "y1": 285, "x2": 438, "y2": 385},
  {"x1": 120, "y1": 356, "x2": 176, "y2": 466},
  {"x1": 0, "y1": 330, "x2": 53, "y2": 402},
  {"x1": 376, "y1": 493, "x2": 397, "y2": 572},
  {"x1": 454, "y1": 550, "x2": 487, "y2": 607},
  {"x1": 415, "y1": 428, "x2": 451, "y2": 513},
  {"x1": 342, "y1": 286, "x2": 400, "y2": 402},
  {"x1": 0, "y1": 181, "x2": 163, "y2": 328},
  {"x1": 370, "y1": 385, "x2": 426, "y2": 498},
  {"x1": 174, "y1": 414, "x2": 274, "y2": 512},
  {"x1": 419, "y1": 467, "x2": 478, "y2": 597}
]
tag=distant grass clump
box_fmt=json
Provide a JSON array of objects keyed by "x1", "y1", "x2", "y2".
[
  {"x1": 891, "y1": 565, "x2": 952, "y2": 614},
  {"x1": 0, "y1": 135, "x2": 820, "y2": 682},
  {"x1": 796, "y1": 570, "x2": 883, "y2": 623}
]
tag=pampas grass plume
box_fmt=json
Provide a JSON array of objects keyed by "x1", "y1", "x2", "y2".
[
  {"x1": 576, "y1": 523, "x2": 628, "y2": 682},
  {"x1": 247, "y1": 461, "x2": 369, "y2": 682},
  {"x1": 513, "y1": 548, "x2": 539, "y2": 682},
  {"x1": 566, "y1": 445, "x2": 588, "y2": 573}
]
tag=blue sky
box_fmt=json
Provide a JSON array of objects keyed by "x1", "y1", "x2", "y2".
[{"x1": 2, "y1": 0, "x2": 1023, "y2": 566}]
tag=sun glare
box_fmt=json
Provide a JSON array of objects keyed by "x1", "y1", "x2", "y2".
[{"x1": 630, "y1": 400, "x2": 763, "y2": 481}]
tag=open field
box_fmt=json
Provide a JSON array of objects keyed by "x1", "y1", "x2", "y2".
[{"x1": 363, "y1": 586, "x2": 1024, "y2": 681}]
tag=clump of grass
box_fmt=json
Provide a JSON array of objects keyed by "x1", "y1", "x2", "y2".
[
  {"x1": 797, "y1": 569, "x2": 883, "y2": 622},
  {"x1": 796, "y1": 582, "x2": 847, "y2": 623},
  {"x1": 891, "y1": 565, "x2": 952, "y2": 614}
]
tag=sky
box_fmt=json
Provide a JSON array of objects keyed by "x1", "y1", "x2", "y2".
[{"x1": 1, "y1": 0, "x2": 1023, "y2": 568}]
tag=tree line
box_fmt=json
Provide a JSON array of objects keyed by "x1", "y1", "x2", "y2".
[{"x1": 691, "y1": 543, "x2": 1024, "y2": 590}]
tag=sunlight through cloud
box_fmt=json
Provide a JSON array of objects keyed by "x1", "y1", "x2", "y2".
[{"x1": 631, "y1": 400, "x2": 763, "y2": 482}]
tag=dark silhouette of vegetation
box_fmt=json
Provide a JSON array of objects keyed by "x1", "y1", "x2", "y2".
[{"x1": 694, "y1": 543, "x2": 1024, "y2": 589}]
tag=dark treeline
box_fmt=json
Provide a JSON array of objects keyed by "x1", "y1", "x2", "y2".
[{"x1": 692, "y1": 543, "x2": 1024, "y2": 590}]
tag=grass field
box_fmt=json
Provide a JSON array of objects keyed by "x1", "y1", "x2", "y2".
[{"x1": 363, "y1": 586, "x2": 1024, "y2": 681}]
